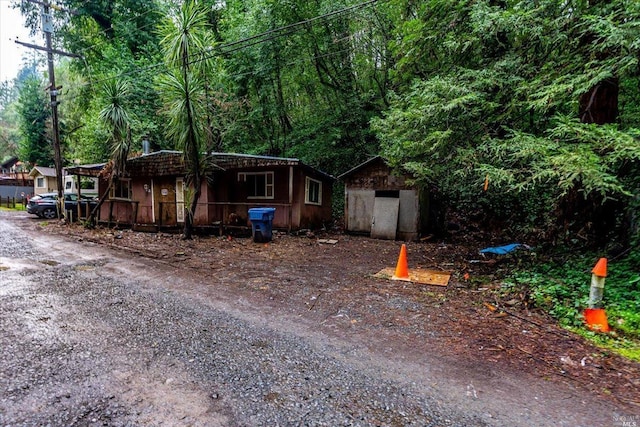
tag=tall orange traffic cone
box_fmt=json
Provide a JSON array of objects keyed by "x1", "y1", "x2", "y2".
[
  {"x1": 592, "y1": 258, "x2": 607, "y2": 278},
  {"x1": 585, "y1": 257, "x2": 610, "y2": 333},
  {"x1": 588, "y1": 257, "x2": 608, "y2": 308},
  {"x1": 392, "y1": 244, "x2": 411, "y2": 281}
]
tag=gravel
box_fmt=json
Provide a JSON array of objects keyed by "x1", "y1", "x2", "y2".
[{"x1": 0, "y1": 212, "x2": 486, "y2": 426}]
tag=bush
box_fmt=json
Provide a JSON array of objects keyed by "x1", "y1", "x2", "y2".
[{"x1": 504, "y1": 250, "x2": 640, "y2": 360}]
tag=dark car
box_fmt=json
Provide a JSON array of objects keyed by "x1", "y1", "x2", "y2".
[{"x1": 27, "y1": 192, "x2": 98, "y2": 220}]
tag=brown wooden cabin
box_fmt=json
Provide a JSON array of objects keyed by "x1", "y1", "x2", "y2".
[{"x1": 68, "y1": 151, "x2": 334, "y2": 233}]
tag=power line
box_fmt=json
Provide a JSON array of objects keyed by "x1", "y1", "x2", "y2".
[
  {"x1": 220, "y1": 0, "x2": 379, "y2": 51},
  {"x1": 58, "y1": 0, "x2": 383, "y2": 100}
]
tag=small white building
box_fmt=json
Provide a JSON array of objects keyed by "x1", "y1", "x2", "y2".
[{"x1": 29, "y1": 166, "x2": 58, "y2": 195}]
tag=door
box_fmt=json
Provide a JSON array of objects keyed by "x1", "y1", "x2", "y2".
[
  {"x1": 176, "y1": 177, "x2": 185, "y2": 223},
  {"x1": 371, "y1": 194, "x2": 399, "y2": 240},
  {"x1": 346, "y1": 189, "x2": 374, "y2": 232}
]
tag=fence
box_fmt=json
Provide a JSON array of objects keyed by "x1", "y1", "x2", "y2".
[{"x1": 0, "y1": 196, "x2": 27, "y2": 209}]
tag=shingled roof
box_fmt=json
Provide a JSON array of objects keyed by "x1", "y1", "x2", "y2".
[
  {"x1": 69, "y1": 151, "x2": 334, "y2": 180},
  {"x1": 209, "y1": 153, "x2": 299, "y2": 169},
  {"x1": 29, "y1": 166, "x2": 57, "y2": 178},
  {"x1": 126, "y1": 151, "x2": 186, "y2": 177},
  {"x1": 209, "y1": 153, "x2": 333, "y2": 181}
]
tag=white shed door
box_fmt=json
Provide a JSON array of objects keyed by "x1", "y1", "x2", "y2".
[
  {"x1": 176, "y1": 178, "x2": 185, "y2": 223},
  {"x1": 371, "y1": 197, "x2": 399, "y2": 240}
]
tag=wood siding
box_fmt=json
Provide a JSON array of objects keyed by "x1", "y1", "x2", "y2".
[{"x1": 89, "y1": 152, "x2": 334, "y2": 231}]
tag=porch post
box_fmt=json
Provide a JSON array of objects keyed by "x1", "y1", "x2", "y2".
[
  {"x1": 76, "y1": 173, "x2": 81, "y2": 219},
  {"x1": 288, "y1": 166, "x2": 293, "y2": 232}
]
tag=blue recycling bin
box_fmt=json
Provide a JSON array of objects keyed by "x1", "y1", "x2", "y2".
[{"x1": 248, "y1": 207, "x2": 276, "y2": 243}]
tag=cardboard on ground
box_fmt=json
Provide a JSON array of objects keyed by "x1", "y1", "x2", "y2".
[{"x1": 374, "y1": 267, "x2": 450, "y2": 286}]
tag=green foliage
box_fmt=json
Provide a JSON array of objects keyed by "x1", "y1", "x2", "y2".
[
  {"x1": 158, "y1": 71, "x2": 206, "y2": 155},
  {"x1": 54, "y1": 0, "x2": 166, "y2": 162},
  {"x1": 99, "y1": 79, "x2": 132, "y2": 176},
  {"x1": 480, "y1": 116, "x2": 640, "y2": 199},
  {"x1": 375, "y1": 0, "x2": 640, "y2": 243},
  {"x1": 219, "y1": 0, "x2": 388, "y2": 176},
  {"x1": 17, "y1": 76, "x2": 53, "y2": 166},
  {"x1": 158, "y1": 0, "x2": 214, "y2": 166},
  {"x1": 0, "y1": 81, "x2": 21, "y2": 159},
  {"x1": 10, "y1": 0, "x2": 640, "y2": 242},
  {"x1": 504, "y1": 250, "x2": 640, "y2": 360}
]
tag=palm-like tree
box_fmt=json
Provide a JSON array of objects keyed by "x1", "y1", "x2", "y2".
[
  {"x1": 88, "y1": 79, "x2": 131, "y2": 227},
  {"x1": 159, "y1": 0, "x2": 215, "y2": 239}
]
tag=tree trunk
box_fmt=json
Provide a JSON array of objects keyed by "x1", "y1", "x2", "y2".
[
  {"x1": 183, "y1": 178, "x2": 201, "y2": 240},
  {"x1": 181, "y1": 63, "x2": 202, "y2": 240},
  {"x1": 579, "y1": 78, "x2": 619, "y2": 125}
]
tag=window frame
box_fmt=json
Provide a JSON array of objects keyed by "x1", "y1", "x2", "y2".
[
  {"x1": 305, "y1": 176, "x2": 322, "y2": 205},
  {"x1": 109, "y1": 178, "x2": 132, "y2": 200},
  {"x1": 238, "y1": 171, "x2": 274, "y2": 200},
  {"x1": 36, "y1": 177, "x2": 45, "y2": 188},
  {"x1": 80, "y1": 177, "x2": 96, "y2": 190}
]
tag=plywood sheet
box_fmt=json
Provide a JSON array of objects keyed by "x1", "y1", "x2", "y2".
[
  {"x1": 374, "y1": 267, "x2": 450, "y2": 286},
  {"x1": 371, "y1": 197, "x2": 399, "y2": 240}
]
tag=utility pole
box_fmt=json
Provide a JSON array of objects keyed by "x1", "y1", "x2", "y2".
[
  {"x1": 43, "y1": 4, "x2": 64, "y2": 218},
  {"x1": 16, "y1": 0, "x2": 80, "y2": 221}
]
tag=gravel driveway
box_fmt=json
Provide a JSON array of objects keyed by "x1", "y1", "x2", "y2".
[{"x1": 0, "y1": 211, "x2": 628, "y2": 426}]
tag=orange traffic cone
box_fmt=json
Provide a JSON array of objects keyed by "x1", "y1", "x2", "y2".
[
  {"x1": 584, "y1": 308, "x2": 610, "y2": 332},
  {"x1": 592, "y1": 258, "x2": 607, "y2": 277},
  {"x1": 584, "y1": 257, "x2": 610, "y2": 333},
  {"x1": 392, "y1": 244, "x2": 411, "y2": 281}
]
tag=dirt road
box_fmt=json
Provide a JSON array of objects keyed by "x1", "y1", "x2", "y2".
[{"x1": 0, "y1": 211, "x2": 636, "y2": 426}]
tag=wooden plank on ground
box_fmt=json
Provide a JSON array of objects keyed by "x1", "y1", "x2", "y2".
[{"x1": 374, "y1": 267, "x2": 450, "y2": 286}]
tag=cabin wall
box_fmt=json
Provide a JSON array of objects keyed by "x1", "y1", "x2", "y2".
[
  {"x1": 293, "y1": 168, "x2": 333, "y2": 230},
  {"x1": 33, "y1": 175, "x2": 58, "y2": 195},
  {"x1": 133, "y1": 179, "x2": 154, "y2": 223},
  {"x1": 206, "y1": 166, "x2": 333, "y2": 230},
  {"x1": 208, "y1": 166, "x2": 294, "y2": 229}
]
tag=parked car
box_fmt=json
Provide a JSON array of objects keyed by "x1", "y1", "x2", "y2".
[{"x1": 27, "y1": 192, "x2": 98, "y2": 220}]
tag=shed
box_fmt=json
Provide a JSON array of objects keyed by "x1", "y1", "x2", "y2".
[
  {"x1": 338, "y1": 156, "x2": 428, "y2": 241},
  {"x1": 29, "y1": 166, "x2": 58, "y2": 195}
]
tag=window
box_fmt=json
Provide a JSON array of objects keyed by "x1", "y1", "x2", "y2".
[
  {"x1": 80, "y1": 177, "x2": 96, "y2": 190},
  {"x1": 238, "y1": 172, "x2": 274, "y2": 199},
  {"x1": 110, "y1": 179, "x2": 131, "y2": 199},
  {"x1": 65, "y1": 180, "x2": 73, "y2": 191},
  {"x1": 305, "y1": 177, "x2": 322, "y2": 205},
  {"x1": 36, "y1": 177, "x2": 45, "y2": 188}
]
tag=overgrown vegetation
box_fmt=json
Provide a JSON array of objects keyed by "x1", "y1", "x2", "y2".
[{"x1": 503, "y1": 251, "x2": 640, "y2": 361}]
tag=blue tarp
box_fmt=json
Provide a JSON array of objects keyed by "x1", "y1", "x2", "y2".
[{"x1": 480, "y1": 243, "x2": 523, "y2": 255}]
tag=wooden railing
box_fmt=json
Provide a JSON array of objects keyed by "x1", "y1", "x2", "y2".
[{"x1": 158, "y1": 201, "x2": 293, "y2": 232}]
